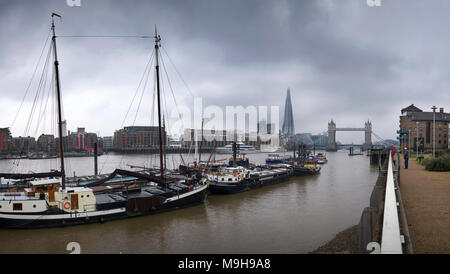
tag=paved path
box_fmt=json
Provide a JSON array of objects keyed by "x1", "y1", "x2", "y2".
[{"x1": 399, "y1": 156, "x2": 450, "y2": 253}]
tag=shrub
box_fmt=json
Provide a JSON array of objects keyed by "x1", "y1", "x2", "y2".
[{"x1": 424, "y1": 154, "x2": 450, "y2": 171}]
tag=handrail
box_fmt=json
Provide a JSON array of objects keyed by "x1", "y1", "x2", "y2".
[{"x1": 380, "y1": 151, "x2": 403, "y2": 254}]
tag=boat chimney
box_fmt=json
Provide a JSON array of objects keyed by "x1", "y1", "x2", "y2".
[{"x1": 94, "y1": 142, "x2": 98, "y2": 176}]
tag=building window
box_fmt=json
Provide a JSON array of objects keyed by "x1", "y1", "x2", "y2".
[{"x1": 13, "y1": 203, "x2": 23, "y2": 211}]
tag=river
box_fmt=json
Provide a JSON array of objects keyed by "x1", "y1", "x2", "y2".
[{"x1": 0, "y1": 150, "x2": 379, "y2": 254}]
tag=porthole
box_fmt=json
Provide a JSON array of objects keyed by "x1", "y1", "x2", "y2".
[
  {"x1": 33, "y1": 205, "x2": 36, "y2": 208},
  {"x1": 81, "y1": 195, "x2": 84, "y2": 198},
  {"x1": 87, "y1": 195, "x2": 90, "y2": 198}
]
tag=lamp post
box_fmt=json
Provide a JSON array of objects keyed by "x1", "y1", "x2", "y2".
[
  {"x1": 408, "y1": 128, "x2": 411, "y2": 152},
  {"x1": 432, "y1": 106, "x2": 437, "y2": 158},
  {"x1": 416, "y1": 122, "x2": 419, "y2": 158}
]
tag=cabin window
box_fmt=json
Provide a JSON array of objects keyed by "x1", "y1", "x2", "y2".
[
  {"x1": 87, "y1": 195, "x2": 90, "y2": 198},
  {"x1": 33, "y1": 205, "x2": 36, "y2": 208},
  {"x1": 228, "y1": 178, "x2": 232, "y2": 182},
  {"x1": 81, "y1": 195, "x2": 84, "y2": 198},
  {"x1": 13, "y1": 203, "x2": 23, "y2": 211},
  {"x1": 0, "y1": 205, "x2": 2, "y2": 208}
]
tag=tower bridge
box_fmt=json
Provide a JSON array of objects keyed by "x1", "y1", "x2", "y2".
[{"x1": 326, "y1": 120, "x2": 373, "y2": 151}]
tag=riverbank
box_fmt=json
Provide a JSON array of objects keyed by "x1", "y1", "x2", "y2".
[
  {"x1": 400, "y1": 155, "x2": 450, "y2": 254},
  {"x1": 309, "y1": 225, "x2": 359, "y2": 254}
]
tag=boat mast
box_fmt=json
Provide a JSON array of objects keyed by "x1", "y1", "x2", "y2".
[
  {"x1": 154, "y1": 27, "x2": 165, "y2": 182},
  {"x1": 194, "y1": 129, "x2": 198, "y2": 163},
  {"x1": 51, "y1": 13, "x2": 66, "y2": 190},
  {"x1": 199, "y1": 118, "x2": 204, "y2": 162}
]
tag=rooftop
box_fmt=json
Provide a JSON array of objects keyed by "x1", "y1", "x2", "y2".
[
  {"x1": 30, "y1": 178, "x2": 61, "y2": 186},
  {"x1": 123, "y1": 126, "x2": 162, "y2": 132},
  {"x1": 412, "y1": 112, "x2": 450, "y2": 122},
  {"x1": 401, "y1": 104, "x2": 423, "y2": 114}
]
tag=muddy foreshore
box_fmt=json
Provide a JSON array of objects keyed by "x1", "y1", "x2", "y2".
[{"x1": 309, "y1": 225, "x2": 360, "y2": 254}]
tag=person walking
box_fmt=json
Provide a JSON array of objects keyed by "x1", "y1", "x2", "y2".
[
  {"x1": 392, "y1": 146, "x2": 396, "y2": 166},
  {"x1": 404, "y1": 148, "x2": 409, "y2": 169}
]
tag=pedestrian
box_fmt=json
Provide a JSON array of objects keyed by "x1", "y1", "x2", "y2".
[
  {"x1": 404, "y1": 148, "x2": 409, "y2": 169},
  {"x1": 392, "y1": 146, "x2": 396, "y2": 166}
]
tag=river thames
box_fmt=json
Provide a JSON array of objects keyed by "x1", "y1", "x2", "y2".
[{"x1": 0, "y1": 150, "x2": 378, "y2": 254}]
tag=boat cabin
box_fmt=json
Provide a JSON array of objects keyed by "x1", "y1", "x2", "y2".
[
  {"x1": 24, "y1": 179, "x2": 61, "y2": 202},
  {"x1": 23, "y1": 179, "x2": 96, "y2": 212}
]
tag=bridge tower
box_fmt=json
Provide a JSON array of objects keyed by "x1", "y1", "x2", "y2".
[
  {"x1": 363, "y1": 120, "x2": 372, "y2": 151},
  {"x1": 326, "y1": 119, "x2": 337, "y2": 151}
]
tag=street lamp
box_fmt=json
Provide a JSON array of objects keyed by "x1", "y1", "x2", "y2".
[
  {"x1": 408, "y1": 128, "x2": 411, "y2": 152},
  {"x1": 432, "y1": 106, "x2": 437, "y2": 158},
  {"x1": 416, "y1": 121, "x2": 419, "y2": 158}
]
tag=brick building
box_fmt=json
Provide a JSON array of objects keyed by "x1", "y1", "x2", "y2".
[
  {"x1": 399, "y1": 104, "x2": 449, "y2": 152},
  {"x1": 0, "y1": 128, "x2": 11, "y2": 153},
  {"x1": 113, "y1": 126, "x2": 167, "y2": 151},
  {"x1": 37, "y1": 134, "x2": 56, "y2": 153},
  {"x1": 10, "y1": 136, "x2": 36, "y2": 154}
]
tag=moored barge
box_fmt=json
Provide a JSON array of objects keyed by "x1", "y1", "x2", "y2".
[{"x1": 206, "y1": 165, "x2": 294, "y2": 195}]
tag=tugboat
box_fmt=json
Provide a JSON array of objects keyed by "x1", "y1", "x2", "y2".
[
  {"x1": 293, "y1": 158, "x2": 321, "y2": 176},
  {"x1": 228, "y1": 154, "x2": 250, "y2": 168},
  {"x1": 289, "y1": 145, "x2": 321, "y2": 176},
  {"x1": 0, "y1": 15, "x2": 208, "y2": 228}
]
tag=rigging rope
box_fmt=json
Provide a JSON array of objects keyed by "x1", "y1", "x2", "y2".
[
  {"x1": 10, "y1": 29, "x2": 52, "y2": 129},
  {"x1": 100, "y1": 49, "x2": 155, "y2": 174},
  {"x1": 56, "y1": 35, "x2": 152, "y2": 38},
  {"x1": 161, "y1": 46, "x2": 195, "y2": 99}
]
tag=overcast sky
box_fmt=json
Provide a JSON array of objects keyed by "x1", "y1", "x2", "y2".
[{"x1": 1, "y1": 0, "x2": 449, "y2": 144}]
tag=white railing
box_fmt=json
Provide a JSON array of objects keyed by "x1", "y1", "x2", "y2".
[{"x1": 380, "y1": 152, "x2": 403, "y2": 254}]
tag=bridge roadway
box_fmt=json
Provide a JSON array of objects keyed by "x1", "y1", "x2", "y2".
[{"x1": 335, "y1": 128, "x2": 365, "y2": 131}]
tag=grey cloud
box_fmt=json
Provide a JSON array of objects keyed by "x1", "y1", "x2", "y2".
[{"x1": 0, "y1": 0, "x2": 449, "y2": 142}]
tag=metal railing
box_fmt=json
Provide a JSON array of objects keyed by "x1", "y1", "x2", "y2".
[{"x1": 380, "y1": 152, "x2": 403, "y2": 254}]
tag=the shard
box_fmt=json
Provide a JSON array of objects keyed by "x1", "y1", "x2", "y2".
[{"x1": 282, "y1": 88, "x2": 295, "y2": 137}]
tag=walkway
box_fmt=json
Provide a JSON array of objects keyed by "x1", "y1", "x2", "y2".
[{"x1": 399, "y1": 155, "x2": 450, "y2": 253}]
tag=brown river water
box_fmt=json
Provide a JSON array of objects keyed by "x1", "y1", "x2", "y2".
[{"x1": 0, "y1": 150, "x2": 378, "y2": 254}]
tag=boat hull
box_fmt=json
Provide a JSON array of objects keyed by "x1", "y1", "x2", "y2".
[
  {"x1": 293, "y1": 167, "x2": 321, "y2": 176},
  {"x1": 209, "y1": 171, "x2": 293, "y2": 195},
  {"x1": 0, "y1": 186, "x2": 208, "y2": 229}
]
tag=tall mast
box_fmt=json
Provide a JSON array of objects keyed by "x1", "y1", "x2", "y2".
[
  {"x1": 154, "y1": 26, "x2": 165, "y2": 180},
  {"x1": 51, "y1": 13, "x2": 66, "y2": 190},
  {"x1": 199, "y1": 118, "x2": 203, "y2": 162},
  {"x1": 194, "y1": 129, "x2": 198, "y2": 162}
]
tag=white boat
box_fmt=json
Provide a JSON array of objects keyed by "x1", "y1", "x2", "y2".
[
  {"x1": 216, "y1": 141, "x2": 258, "y2": 154},
  {"x1": 260, "y1": 145, "x2": 286, "y2": 153},
  {"x1": 0, "y1": 17, "x2": 209, "y2": 229}
]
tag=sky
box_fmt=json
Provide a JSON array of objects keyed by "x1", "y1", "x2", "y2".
[{"x1": 0, "y1": 0, "x2": 449, "y2": 144}]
